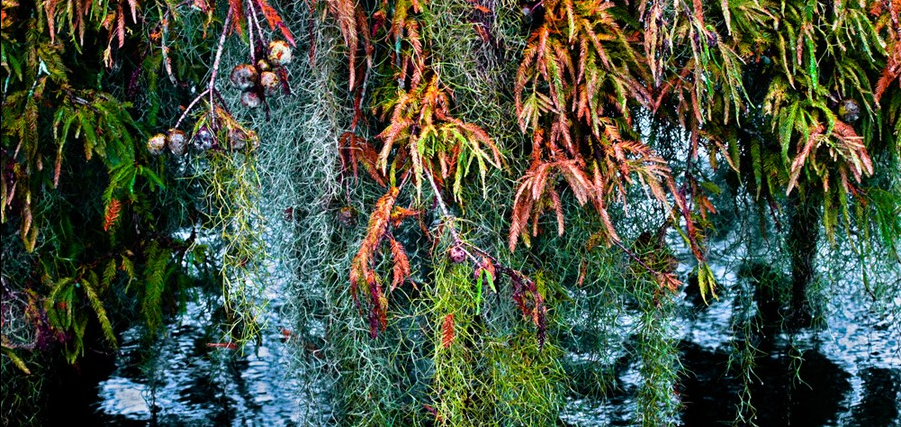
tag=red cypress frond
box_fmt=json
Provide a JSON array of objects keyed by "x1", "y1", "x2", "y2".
[
  {"x1": 830, "y1": 121, "x2": 872, "y2": 182},
  {"x1": 44, "y1": 0, "x2": 59, "y2": 43},
  {"x1": 786, "y1": 124, "x2": 825, "y2": 195},
  {"x1": 53, "y1": 148, "x2": 62, "y2": 188},
  {"x1": 665, "y1": 177, "x2": 705, "y2": 261},
  {"x1": 388, "y1": 0, "x2": 407, "y2": 43},
  {"x1": 363, "y1": 187, "x2": 399, "y2": 253},
  {"x1": 339, "y1": 132, "x2": 386, "y2": 186},
  {"x1": 441, "y1": 314, "x2": 454, "y2": 349},
  {"x1": 103, "y1": 199, "x2": 122, "y2": 232},
  {"x1": 389, "y1": 206, "x2": 420, "y2": 227},
  {"x1": 557, "y1": 160, "x2": 592, "y2": 205},
  {"x1": 255, "y1": 0, "x2": 295, "y2": 46},
  {"x1": 227, "y1": 0, "x2": 245, "y2": 36},
  {"x1": 459, "y1": 122, "x2": 503, "y2": 169},
  {"x1": 508, "y1": 184, "x2": 535, "y2": 251},
  {"x1": 367, "y1": 277, "x2": 388, "y2": 338},
  {"x1": 387, "y1": 236, "x2": 410, "y2": 292},
  {"x1": 116, "y1": 4, "x2": 126, "y2": 48},
  {"x1": 549, "y1": 185, "x2": 565, "y2": 236},
  {"x1": 874, "y1": 64, "x2": 899, "y2": 103},
  {"x1": 325, "y1": 0, "x2": 360, "y2": 90},
  {"x1": 515, "y1": 44, "x2": 540, "y2": 120},
  {"x1": 405, "y1": 20, "x2": 423, "y2": 63},
  {"x1": 350, "y1": 187, "x2": 399, "y2": 307},
  {"x1": 656, "y1": 272, "x2": 682, "y2": 292}
]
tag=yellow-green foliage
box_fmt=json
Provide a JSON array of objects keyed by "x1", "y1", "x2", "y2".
[
  {"x1": 429, "y1": 258, "x2": 564, "y2": 426},
  {"x1": 141, "y1": 242, "x2": 171, "y2": 334},
  {"x1": 429, "y1": 261, "x2": 487, "y2": 426},
  {"x1": 486, "y1": 315, "x2": 565, "y2": 425},
  {"x1": 197, "y1": 147, "x2": 268, "y2": 345}
]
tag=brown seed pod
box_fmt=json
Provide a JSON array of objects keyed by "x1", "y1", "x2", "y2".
[
  {"x1": 167, "y1": 129, "x2": 187, "y2": 156},
  {"x1": 147, "y1": 134, "x2": 166, "y2": 155},
  {"x1": 247, "y1": 130, "x2": 260, "y2": 150},
  {"x1": 448, "y1": 244, "x2": 466, "y2": 264},
  {"x1": 260, "y1": 71, "x2": 280, "y2": 96},
  {"x1": 255, "y1": 58, "x2": 272, "y2": 72},
  {"x1": 193, "y1": 126, "x2": 215, "y2": 151},
  {"x1": 839, "y1": 98, "x2": 860, "y2": 123},
  {"x1": 229, "y1": 64, "x2": 258, "y2": 90},
  {"x1": 240, "y1": 90, "x2": 262, "y2": 109},
  {"x1": 338, "y1": 206, "x2": 357, "y2": 227},
  {"x1": 267, "y1": 40, "x2": 292, "y2": 67},
  {"x1": 228, "y1": 127, "x2": 247, "y2": 150}
]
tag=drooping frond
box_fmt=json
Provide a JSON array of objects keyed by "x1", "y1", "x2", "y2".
[{"x1": 508, "y1": 0, "x2": 688, "y2": 265}]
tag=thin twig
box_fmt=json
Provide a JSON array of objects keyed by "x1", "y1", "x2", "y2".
[
  {"x1": 245, "y1": 0, "x2": 266, "y2": 53},
  {"x1": 174, "y1": 88, "x2": 211, "y2": 129},
  {"x1": 611, "y1": 239, "x2": 666, "y2": 279},
  {"x1": 423, "y1": 168, "x2": 481, "y2": 264},
  {"x1": 160, "y1": 15, "x2": 177, "y2": 85},
  {"x1": 151, "y1": 1, "x2": 193, "y2": 85},
  {"x1": 246, "y1": 5, "x2": 257, "y2": 63},
  {"x1": 209, "y1": 8, "x2": 234, "y2": 128}
]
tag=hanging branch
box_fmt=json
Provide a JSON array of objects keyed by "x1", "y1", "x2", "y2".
[
  {"x1": 244, "y1": 0, "x2": 267, "y2": 54},
  {"x1": 424, "y1": 168, "x2": 547, "y2": 347},
  {"x1": 159, "y1": 11, "x2": 177, "y2": 85},
  {"x1": 208, "y1": 8, "x2": 233, "y2": 128},
  {"x1": 169, "y1": 7, "x2": 232, "y2": 131},
  {"x1": 174, "y1": 88, "x2": 210, "y2": 129},
  {"x1": 423, "y1": 168, "x2": 479, "y2": 264}
]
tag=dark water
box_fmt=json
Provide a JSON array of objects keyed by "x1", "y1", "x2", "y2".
[
  {"x1": 55, "y1": 290, "x2": 302, "y2": 426},
  {"x1": 559, "y1": 235, "x2": 901, "y2": 426},
  {"x1": 67, "y1": 240, "x2": 899, "y2": 425}
]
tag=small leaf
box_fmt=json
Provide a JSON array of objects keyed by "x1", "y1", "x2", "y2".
[{"x1": 2, "y1": 348, "x2": 31, "y2": 374}]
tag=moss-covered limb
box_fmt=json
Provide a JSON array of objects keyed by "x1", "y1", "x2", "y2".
[
  {"x1": 242, "y1": 2, "x2": 437, "y2": 421},
  {"x1": 191, "y1": 148, "x2": 268, "y2": 345},
  {"x1": 631, "y1": 275, "x2": 681, "y2": 427},
  {"x1": 428, "y1": 259, "x2": 491, "y2": 426},
  {"x1": 307, "y1": 2, "x2": 558, "y2": 421},
  {"x1": 785, "y1": 191, "x2": 821, "y2": 328},
  {"x1": 485, "y1": 275, "x2": 567, "y2": 426},
  {"x1": 555, "y1": 249, "x2": 626, "y2": 399},
  {"x1": 426, "y1": 246, "x2": 566, "y2": 426},
  {"x1": 226, "y1": 3, "x2": 345, "y2": 420},
  {"x1": 331, "y1": 311, "x2": 429, "y2": 426},
  {"x1": 422, "y1": 0, "x2": 528, "y2": 148},
  {"x1": 486, "y1": 332, "x2": 566, "y2": 425}
]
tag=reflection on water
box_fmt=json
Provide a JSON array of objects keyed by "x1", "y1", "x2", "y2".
[
  {"x1": 83, "y1": 291, "x2": 302, "y2": 426},
  {"x1": 561, "y1": 232, "x2": 901, "y2": 426},
  {"x1": 848, "y1": 368, "x2": 901, "y2": 426},
  {"x1": 97, "y1": 378, "x2": 151, "y2": 418},
  {"x1": 78, "y1": 234, "x2": 899, "y2": 425},
  {"x1": 680, "y1": 342, "x2": 853, "y2": 426}
]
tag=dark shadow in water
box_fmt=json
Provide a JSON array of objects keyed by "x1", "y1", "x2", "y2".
[
  {"x1": 849, "y1": 368, "x2": 901, "y2": 426},
  {"x1": 45, "y1": 347, "x2": 119, "y2": 425},
  {"x1": 679, "y1": 340, "x2": 851, "y2": 426}
]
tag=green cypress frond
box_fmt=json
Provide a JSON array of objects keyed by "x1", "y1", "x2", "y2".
[{"x1": 81, "y1": 271, "x2": 118, "y2": 347}]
